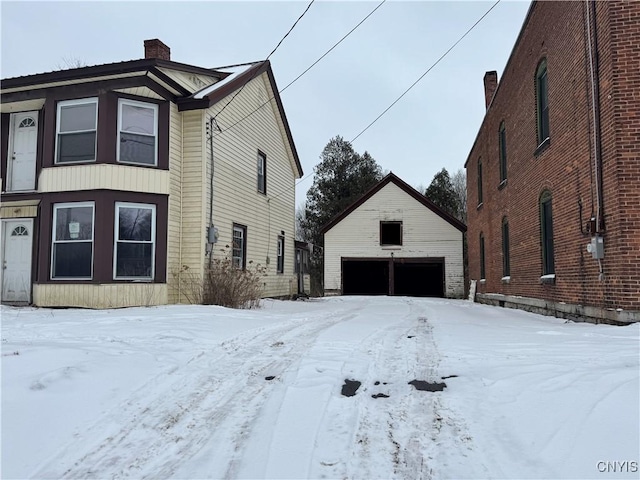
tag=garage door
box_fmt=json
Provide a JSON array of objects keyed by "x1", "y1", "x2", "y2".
[{"x1": 341, "y1": 258, "x2": 445, "y2": 297}]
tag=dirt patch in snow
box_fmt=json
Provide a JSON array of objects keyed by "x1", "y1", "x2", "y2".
[{"x1": 408, "y1": 380, "x2": 446, "y2": 392}]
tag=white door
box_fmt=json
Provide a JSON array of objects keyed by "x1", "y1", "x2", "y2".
[
  {"x1": 9, "y1": 112, "x2": 38, "y2": 191},
  {"x1": 1, "y1": 219, "x2": 33, "y2": 303}
]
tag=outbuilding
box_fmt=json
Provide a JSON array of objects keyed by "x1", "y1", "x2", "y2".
[{"x1": 322, "y1": 173, "x2": 466, "y2": 298}]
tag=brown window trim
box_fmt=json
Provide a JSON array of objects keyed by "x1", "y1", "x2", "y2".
[
  {"x1": 42, "y1": 91, "x2": 169, "y2": 170},
  {"x1": 36, "y1": 190, "x2": 168, "y2": 285}
]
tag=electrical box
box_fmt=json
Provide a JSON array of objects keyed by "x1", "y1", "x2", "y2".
[
  {"x1": 586, "y1": 236, "x2": 604, "y2": 259},
  {"x1": 207, "y1": 226, "x2": 219, "y2": 244}
]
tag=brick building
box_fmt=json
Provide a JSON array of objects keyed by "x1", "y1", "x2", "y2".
[{"x1": 465, "y1": 1, "x2": 639, "y2": 324}]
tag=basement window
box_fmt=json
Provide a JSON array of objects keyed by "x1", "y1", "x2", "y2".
[{"x1": 380, "y1": 221, "x2": 402, "y2": 246}]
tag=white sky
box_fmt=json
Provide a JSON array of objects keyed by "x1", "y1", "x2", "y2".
[{"x1": 0, "y1": 0, "x2": 531, "y2": 202}]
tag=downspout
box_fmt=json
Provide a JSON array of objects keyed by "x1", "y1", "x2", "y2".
[
  {"x1": 585, "y1": 0, "x2": 605, "y2": 280},
  {"x1": 178, "y1": 109, "x2": 184, "y2": 302},
  {"x1": 586, "y1": 0, "x2": 605, "y2": 232},
  {"x1": 207, "y1": 116, "x2": 218, "y2": 267}
]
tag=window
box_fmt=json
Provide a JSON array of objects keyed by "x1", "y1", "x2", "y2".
[
  {"x1": 479, "y1": 233, "x2": 486, "y2": 280},
  {"x1": 380, "y1": 221, "x2": 402, "y2": 246},
  {"x1": 114, "y1": 203, "x2": 156, "y2": 280},
  {"x1": 232, "y1": 224, "x2": 247, "y2": 269},
  {"x1": 477, "y1": 158, "x2": 483, "y2": 205},
  {"x1": 540, "y1": 190, "x2": 555, "y2": 275},
  {"x1": 257, "y1": 151, "x2": 266, "y2": 194},
  {"x1": 51, "y1": 202, "x2": 94, "y2": 279},
  {"x1": 117, "y1": 99, "x2": 158, "y2": 165},
  {"x1": 536, "y1": 59, "x2": 550, "y2": 145},
  {"x1": 277, "y1": 235, "x2": 285, "y2": 273},
  {"x1": 56, "y1": 98, "x2": 98, "y2": 164},
  {"x1": 499, "y1": 121, "x2": 507, "y2": 183},
  {"x1": 502, "y1": 217, "x2": 510, "y2": 277}
]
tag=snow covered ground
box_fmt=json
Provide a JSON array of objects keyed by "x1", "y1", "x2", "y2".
[{"x1": 2, "y1": 296, "x2": 638, "y2": 479}]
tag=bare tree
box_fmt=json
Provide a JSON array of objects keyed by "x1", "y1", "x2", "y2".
[
  {"x1": 295, "y1": 202, "x2": 308, "y2": 242},
  {"x1": 451, "y1": 168, "x2": 467, "y2": 224},
  {"x1": 55, "y1": 56, "x2": 88, "y2": 70}
]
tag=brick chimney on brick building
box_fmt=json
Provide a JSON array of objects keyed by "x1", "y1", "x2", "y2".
[
  {"x1": 144, "y1": 39, "x2": 171, "y2": 61},
  {"x1": 483, "y1": 71, "x2": 498, "y2": 110}
]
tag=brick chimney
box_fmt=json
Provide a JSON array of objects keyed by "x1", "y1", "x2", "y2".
[
  {"x1": 483, "y1": 71, "x2": 498, "y2": 110},
  {"x1": 144, "y1": 39, "x2": 170, "y2": 61}
]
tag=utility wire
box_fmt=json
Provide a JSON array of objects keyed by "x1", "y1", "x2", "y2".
[
  {"x1": 272, "y1": 0, "x2": 502, "y2": 201},
  {"x1": 350, "y1": 0, "x2": 501, "y2": 143},
  {"x1": 216, "y1": 0, "x2": 387, "y2": 137},
  {"x1": 214, "y1": 0, "x2": 315, "y2": 121}
]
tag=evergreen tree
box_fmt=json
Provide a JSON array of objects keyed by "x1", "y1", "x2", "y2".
[
  {"x1": 424, "y1": 168, "x2": 460, "y2": 219},
  {"x1": 300, "y1": 136, "x2": 383, "y2": 294}
]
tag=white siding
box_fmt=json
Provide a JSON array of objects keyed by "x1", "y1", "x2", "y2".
[
  {"x1": 33, "y1": 283, "x2": 167, "y2": 308},
  {"x1": 156, "y1": 68, "x2": 218, "y2": 93},
  {"x1": 324, "y1": 182, "x2": 464, "y2": 298},
  {"x1": 38, "y1": 164, "x2": 169, "y2": 194},
  {"x1": 203, "y1": 72, "x2": 298, "y2": 298}
]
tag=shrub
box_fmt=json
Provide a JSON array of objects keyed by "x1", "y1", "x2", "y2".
[{"x1": 202, "y1": 250, "x2": 266, "y2": 309}]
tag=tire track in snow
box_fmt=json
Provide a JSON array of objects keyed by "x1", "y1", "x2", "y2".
[{"x1": 31, "y1": 302, "x2": 367, "y2": 480}]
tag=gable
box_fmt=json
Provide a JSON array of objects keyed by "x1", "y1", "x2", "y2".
[
  {"x1": 321, "y1": 173, "x2": 466, "y2": 234},
  {"x1": 327, "y1": 182, "x2": 463, "y2": 238}
]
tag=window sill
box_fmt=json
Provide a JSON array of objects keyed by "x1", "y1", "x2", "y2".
[
  {"x1": 501, "y1": 276, "x2": 511, "y2": 284},
  {"x1": 534, "y1": 137, "x2": 550, "y2": 157},
  {"x1": 381, "y1": 246, "x2": 402, "y2": 250},
  {"x1": 498, "y1": 179, "x2": 507, "y2": 190},
  {"x1": 479, "y1": 279, "x2": 486, "y2": 284},
  {"x1": 477, "y1": 202, "x2": 484, "y2": 210},
  {"x1": 540, "y1": 274, "x2": 556, "y2": 285}
]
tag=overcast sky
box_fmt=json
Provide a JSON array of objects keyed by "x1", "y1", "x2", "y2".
[{"x1": 1, "y1": 0, "x2": 530, "y2": 203}]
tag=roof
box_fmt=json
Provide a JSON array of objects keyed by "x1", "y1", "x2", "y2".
[
  {"x1": 1, "y1": 55, "x2": 303, "y2": 177},
  {"x1": 180, "y1": 59, "x2": 302, "y2": 177},
  {"x1": 320, "y1": 172, "x2": 467, "y2": 234}
]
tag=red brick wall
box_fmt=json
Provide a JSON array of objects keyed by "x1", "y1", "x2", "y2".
[{"x1": 465, "y1": 1, "x2": 639, "y2": 311}]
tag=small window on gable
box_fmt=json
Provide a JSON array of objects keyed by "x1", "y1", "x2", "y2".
[
  {"x1": 257, "y1": 151, "x2": 266, "y2": 194},
  {"x1": 118, "y1": 99, "x2": 158, "y2": 166},
  {"x1": 56, "y1": 98, "x2": 98, "y2": 164},
  {"x1": 536, "y1": 59, "x2": 550, "y2": 146},
  {"x1": 380, "y1": 221, "x2": 402, "y2": 246}
]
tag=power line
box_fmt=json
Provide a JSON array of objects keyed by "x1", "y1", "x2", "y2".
[
  {"x1": 272, "y1": 0, "x2": 503, "y2": 203},
  {"x1": 350, "y1": 0, "x2": 501, "y2": 143},
  {"x1": 216, "y1": 0, "x2": 387, "y2": 137},
  {"x1": 213, "y1": 0, "x2": 315, "y2": 121}
]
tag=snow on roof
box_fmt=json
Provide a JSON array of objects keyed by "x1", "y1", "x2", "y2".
[{"x1": 193, "y1": 62, "x2": 261, "y2": 100}]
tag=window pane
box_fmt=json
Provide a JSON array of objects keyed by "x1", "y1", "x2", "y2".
[
  {"x1": 58, "y1": 131, "x2": 96, "y2": 163},
  {"x1": 381, "y1": 222, "x2": 402, "y2": 245},
  {"x1": 55, "y1": 206, "x2": 93, "y2": 241},
  {"x1": 119, "y1": 132, "x2": 155, "y2": 165},
  {"x1": 59, "y1": 102, "x2": 96, "y2": 132},
  {"x1": 118, "y1": 207, "x2": 152, "y2": 241},
  {"x1": 121, "y1": 104, "x2": 155, "y2": 135},
  {"x1": 116, "y1": 243, "x2": 153, "y2": 277},
  {"x1": 53, "y1": 242, "x2": 92, "y2": 278}
]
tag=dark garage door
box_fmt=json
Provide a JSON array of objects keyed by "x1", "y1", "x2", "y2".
[{"x1": 342, "y1": 258, "x2": 444, "y2": 297}]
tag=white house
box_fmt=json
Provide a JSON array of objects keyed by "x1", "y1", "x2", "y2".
[{"x1": 322, "y1": 173, "x2": 466, "y2": 298}]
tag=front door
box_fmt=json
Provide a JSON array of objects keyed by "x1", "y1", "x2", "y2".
[
  {"x1": 9, "y1": 111, "x2": 38, "y2": 191},
  {"x1": 1, "y1": 219, "x2": 33, "y2": 303}
]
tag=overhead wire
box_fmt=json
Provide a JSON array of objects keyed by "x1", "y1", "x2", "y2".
[
  {"x1": 207, "y1": 0, "x2": 388, "y2": 198},
  {"x1": 270, "y1": 0, "x2": 502, "y2": 201},
  {"x1": 213, "y1": 0, "x2": 315, "y2": 121},
  {"x1": 216, "y1": 0, "x2": 387, "y2": 137},
  {"x1": 350, "y1": 0, "x2": 501, "y2": 143}
]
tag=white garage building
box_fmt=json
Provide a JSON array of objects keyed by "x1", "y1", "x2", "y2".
[{"x1": 322, "y1": 173, "x2": 466, "y2": 298}]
